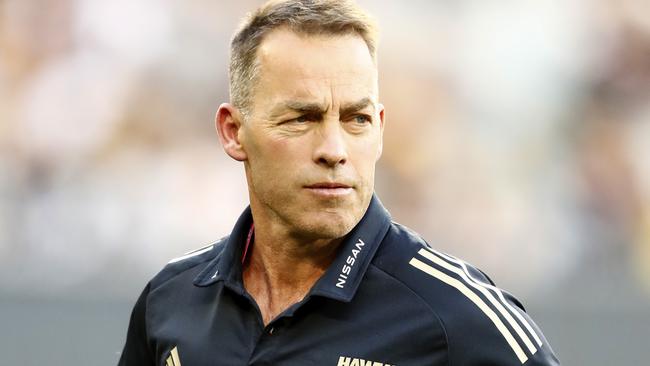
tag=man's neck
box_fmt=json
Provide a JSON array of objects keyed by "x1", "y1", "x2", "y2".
[{"x1": 242, "y1": 218, "x2": 343, "y2": 326}]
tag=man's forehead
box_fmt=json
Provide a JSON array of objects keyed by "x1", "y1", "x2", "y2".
[
  {"x1": 258, "y1": 27, "x2": 371, "y2": 58},
  {"x1": 256, "y1": 28, "x2": 376, "y2": 75},
  {"x1": 252, "y1": 28, "x2": 378, "y2": 116}
]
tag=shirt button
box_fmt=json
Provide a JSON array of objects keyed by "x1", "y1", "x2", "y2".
[{"x1": 268, "y1": 327, "x2": 274, "y2": 335}]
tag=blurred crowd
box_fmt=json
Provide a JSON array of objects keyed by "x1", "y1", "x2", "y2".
[{"x1": 1, "y1": 0, "x2": 649, "y2": 304}]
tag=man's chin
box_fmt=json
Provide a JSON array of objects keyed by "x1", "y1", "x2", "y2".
[{"x1": 296, "y1": 211, "x2": 359, "y2": 240}]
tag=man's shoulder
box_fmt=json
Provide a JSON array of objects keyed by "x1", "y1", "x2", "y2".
[
  {"x1": 372, "y1": 222, "x2": 558, "y2": 365},
  {"x1": 373, "y1": 221, "x2": 524, "y2": 327},
  {"x1": 148, "y1": 236, "x2": 229, "y2": 290},
  {"x1": 372, "y1": 221, "x2": 500, "y2": 309}
]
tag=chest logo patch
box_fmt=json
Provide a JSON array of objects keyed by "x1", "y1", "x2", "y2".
[{"x1": 337, "y1": 356, "x2": 395, "y2": 366}]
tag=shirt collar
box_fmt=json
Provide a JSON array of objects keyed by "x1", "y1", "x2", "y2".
[
  {"x1": 194, "y1": 194, "x2": 392, "y2": 302},
  {"x1": 193, "y1": 205, "x2": 253, "y2": 293}
]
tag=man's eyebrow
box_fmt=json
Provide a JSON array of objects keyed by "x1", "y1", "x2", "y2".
[
  {"x1": 340, "y1": 97, "x2": 374, "y2": 116},
  {"x1": 270, "y1": 101, "x2": 326, "y2": 117},
  {"x1": 269, "y1": 97, "x2": 375, "y2": 117}
]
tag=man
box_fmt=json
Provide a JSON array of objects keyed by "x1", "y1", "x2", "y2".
[{"x1": 118, "y1": 1, "x2": 560, "y2": 365}]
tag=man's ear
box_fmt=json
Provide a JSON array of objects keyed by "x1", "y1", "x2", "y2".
[
  {"x1": 376, "y1": 103, "x2": 385, "y2": 161},
  {"x1": 215, "y1": 103, "x2": 247, "y2": 161}
]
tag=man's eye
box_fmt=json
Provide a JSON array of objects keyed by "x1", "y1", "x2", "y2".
[
  {"x1": 353, "y1": 115, "x2": 371, "y2": 124},
  {"x1": 294, "y1": 114, "x2": 319, "y2": 123}
]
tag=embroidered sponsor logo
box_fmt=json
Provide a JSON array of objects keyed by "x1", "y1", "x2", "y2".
[
  {"x1": 336, "y1": 238, "x2": 365, "y2": 288},
  {"x1": 336, "y1": 356, "x2": 394, "y2": 366},
  {"x1": 165, "y1": 346, "x2": 181, "y2": 366}
]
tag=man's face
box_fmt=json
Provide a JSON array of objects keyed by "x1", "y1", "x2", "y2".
[{"x1": 240, "y1": 28, "x2": 384, "y2": 241}]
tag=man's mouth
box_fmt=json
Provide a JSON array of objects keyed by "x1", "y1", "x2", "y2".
[{"x1": 304, "y1": 182, "x2": 354, "y2": 196}]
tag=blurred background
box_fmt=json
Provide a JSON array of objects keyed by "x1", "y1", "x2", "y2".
[{"x1": 1, "y1": 0, "x2": 649, "y2": 364}]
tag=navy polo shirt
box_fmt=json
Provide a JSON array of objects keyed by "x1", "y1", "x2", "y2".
[{"x1": 118, "y1": 195, "x2": 559, "y2": 366}]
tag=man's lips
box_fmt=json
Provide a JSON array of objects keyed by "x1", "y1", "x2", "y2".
[
  {"x1": 304, "y1": 182, "x2": 352, "y2": 189},
  {"x1": 304, "y1": 182, "x2": 354, "y2": 196}
]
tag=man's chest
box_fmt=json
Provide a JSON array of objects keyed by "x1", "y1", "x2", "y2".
[{"x1": 146, "y1": 284, "x2": 447, "y2": 366}]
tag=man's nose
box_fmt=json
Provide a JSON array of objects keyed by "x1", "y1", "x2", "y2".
[{"x1": 312, "y1": 120, "x2": 348, "y2": 167}]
